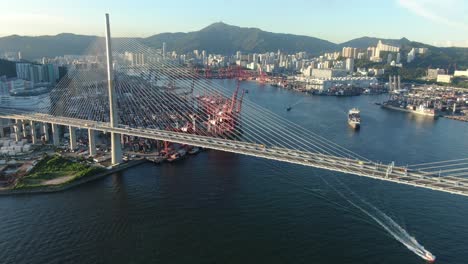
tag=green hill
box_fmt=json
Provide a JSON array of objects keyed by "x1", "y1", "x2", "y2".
[{"x1": 143, "y1": 22, "x2": 338, "y2": 55}]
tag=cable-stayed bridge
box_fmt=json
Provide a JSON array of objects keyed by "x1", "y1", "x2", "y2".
[{"x1": 1, "y1": 14, "x2": 467, "y2": 197}]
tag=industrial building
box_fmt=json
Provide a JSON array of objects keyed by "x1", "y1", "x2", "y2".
[{"x1": 303, "y1": 76, "x2": 378, "y2": 92}]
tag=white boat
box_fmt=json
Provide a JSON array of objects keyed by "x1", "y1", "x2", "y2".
[
  {"x1": 348, "y1": 108, "x2": 361, "y2": 129},
  {"x1": 423, "y1": 252, "x2": 436, "y2": 263}
]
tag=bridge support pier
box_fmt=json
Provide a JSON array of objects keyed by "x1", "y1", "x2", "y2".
[
  {"x1": 42, "y1": 123, "x2": 49, "y2": 142},
  {"x1": 88, "y1": 129, "x2": 97, "y2": 157},
  {"x1": 21, "y1": 120, "x2": 27, "y2": 138},
  {"x1": 111, "y1": 132, "x2": 122, "y2": 164},
  {"x1": 69, "y1": 126, "x2": 77, "y2": 150},
  {"x1": 30, "y1": 121, "x2": 37, "y2": 144},
  {"x1": 14, "y1": 120, "x2": 22, "y2": 142},
  {"x1": 52, "y1": 124, "x2": 60, "y2": 146}
]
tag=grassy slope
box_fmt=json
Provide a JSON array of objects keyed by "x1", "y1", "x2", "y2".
[{"x1": 15, "y1": 155, "x2": 104, "y2": 189}]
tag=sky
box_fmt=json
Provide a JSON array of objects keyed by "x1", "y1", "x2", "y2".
[{"x1": 0, "y1": 0, "x2": 467, "y2": 47}]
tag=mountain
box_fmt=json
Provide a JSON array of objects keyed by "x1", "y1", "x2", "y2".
[
  {"x1": 339, "y1": 36, "x2": 413, "y2": 49},
  {"x1": 0, "y1": 33, "x2": 98, "y2": 59},
  {"x1": 0, "y1": 22, "x2": 466, "y2": 70},
  {"x1": 143, "y1": 22, "x2": 338, "y2": 55},
  {"x1": 0, "y1": 23, "x2": 338, "y2": 59}
]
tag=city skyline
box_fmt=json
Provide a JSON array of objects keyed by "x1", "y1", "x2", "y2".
[{"x1": 1, "y1": 0, "x2": 467, "y2": 47}]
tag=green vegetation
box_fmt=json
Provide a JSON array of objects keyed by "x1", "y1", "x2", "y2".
[
  {"x1": 143, "y1": 22, "x2": 336, "y2": 55},
  {"x1": 14, "y1": 155, "x2": 104, "y2": 189}
]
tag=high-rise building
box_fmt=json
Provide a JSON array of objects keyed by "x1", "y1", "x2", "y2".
[
  {"x1": 124, "y1": 52, "x2": 145, "y2": 66},
  {"x1": 236, "y1": 51, "x2": 242, "y2": 60},
  {"x1": 162, "y1": 42, "x2": 166, "y2": 59},
  {"x1": 357, "y1": 52, "x2": 366, "y2": 59},
  {"x1": 367, "y1": 47, "x2": 376, "y2": 58},
  {"x1": 342, "y1": 47, "x2": 358, "y2": 58},
  {"x1": 407, "y1": 48, "x2": 416, "y2": 63},
  {"x1": 202, "y1": 50, "x2": 206, "y2": 64},
  {"x1": 345, "y1": 58, "x2": 354, "y2": 72},
  {"x1": 387, "y1": 53, "x2": 393, "y2": 64},
  {"x1": 16, "y1": 62, "x2": 56, "y2": 84},
  {"x1": 377, "y1": 40, "x2": 400, "y2": 52},
  {"x1": 16, "y1": 63, "x2": 31, "y2": 80}
]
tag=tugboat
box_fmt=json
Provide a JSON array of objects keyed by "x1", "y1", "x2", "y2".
[
  {"x1": 348, "y1": 108, "x2": 361, "y2": 129},
  {"x1": 167, "y1": 149, "x2": 187, "y2": 162}
]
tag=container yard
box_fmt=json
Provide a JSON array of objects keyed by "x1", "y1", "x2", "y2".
[
  {"x1": 382, "y1": 83, "x2": 468, "y2": 121},
  {"x1": 0, "y1": 137, "x2": 33, "y2": 156}
]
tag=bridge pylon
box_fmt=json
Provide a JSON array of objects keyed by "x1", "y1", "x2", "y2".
[{"x1": 105, "y1": 13, "x2": 123, "y2": 165}]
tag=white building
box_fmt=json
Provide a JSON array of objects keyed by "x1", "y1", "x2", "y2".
[
  {"x1": 437, "y1": 74, "x2": 453, "y2": 83},
  {"x1": 407, "y1": 48, "x2": 416, "y2": 63},
  {"x1": 454, "y1": 70, "x2": 468, "y2": 77},
  {"x1": 345, "y1": 58, "x2": 354, "y2": 72},
  {"x1": 311, "y1": 69, "x2": 347, "y2": 79},
  {"x1": 377, "y1": 40, "x2": 400, "y2": 52},
  {"x1": 303, "y1": 76, "x2": 378, "y2": 92}
]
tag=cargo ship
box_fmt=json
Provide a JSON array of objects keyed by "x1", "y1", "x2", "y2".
[
  {"x1": 382, "y1": 101, "x2": 437, "y2": 117},
  {"x1": 348, "y1": 108, "x2": 361, "y2": 129}
]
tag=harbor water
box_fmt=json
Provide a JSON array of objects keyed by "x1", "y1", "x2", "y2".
[{"x1": 0, "y1": 80, "x2": 467, "y2": 264}]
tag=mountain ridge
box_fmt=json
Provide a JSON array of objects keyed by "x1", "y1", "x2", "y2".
[{"x1": 0, "y1": 22, "x2": 465, "y2": 60}]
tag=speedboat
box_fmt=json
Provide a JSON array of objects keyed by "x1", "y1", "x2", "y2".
[{"x1": 424, "y1": 252, "x2": 436, "y2": 263}]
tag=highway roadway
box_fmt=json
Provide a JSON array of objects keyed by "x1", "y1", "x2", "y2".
[{"x1": 1, "y1": 109, "x2": 468, "y2": 197}]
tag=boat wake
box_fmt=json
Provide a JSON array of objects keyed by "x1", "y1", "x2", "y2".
[
  {"x1": 321, "y1": 176, "x2": 436, "y2": 262},
  {"x1": 262, "y1": 160, "x2": 436, "y2": 262}
]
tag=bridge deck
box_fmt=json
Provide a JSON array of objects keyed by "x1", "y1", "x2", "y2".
[{"x1": 1, "y1": 110, "x2": 467, "y2": 197}]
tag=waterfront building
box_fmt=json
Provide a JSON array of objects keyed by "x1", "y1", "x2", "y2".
[
  {"x1": 311, "y1": 69, "x2": 347, "y2": 79},
  {"x1": 304, "y1": 76, "x2": 378, "y2": 92},
  {"x1": 454, "y1": 70, "x2": 468, "y2": 77},
  {"x1": 437, "y1": 74, "x2": 453, "y2": 83}
]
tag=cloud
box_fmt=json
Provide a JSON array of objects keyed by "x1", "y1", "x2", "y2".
[{"x1": 397, "y1": 0, "x2": 468, "y2": 31}]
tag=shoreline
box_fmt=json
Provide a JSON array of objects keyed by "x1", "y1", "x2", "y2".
[
  {"x1": 442, "y1": 115, "x2": 468, "y2": 122},
  {"x1": 0, "y1": 159, "x2": 148, "y2": 196},
  {"x1": 382, "y1": 104, "x2": 468, "y2": 122}
]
